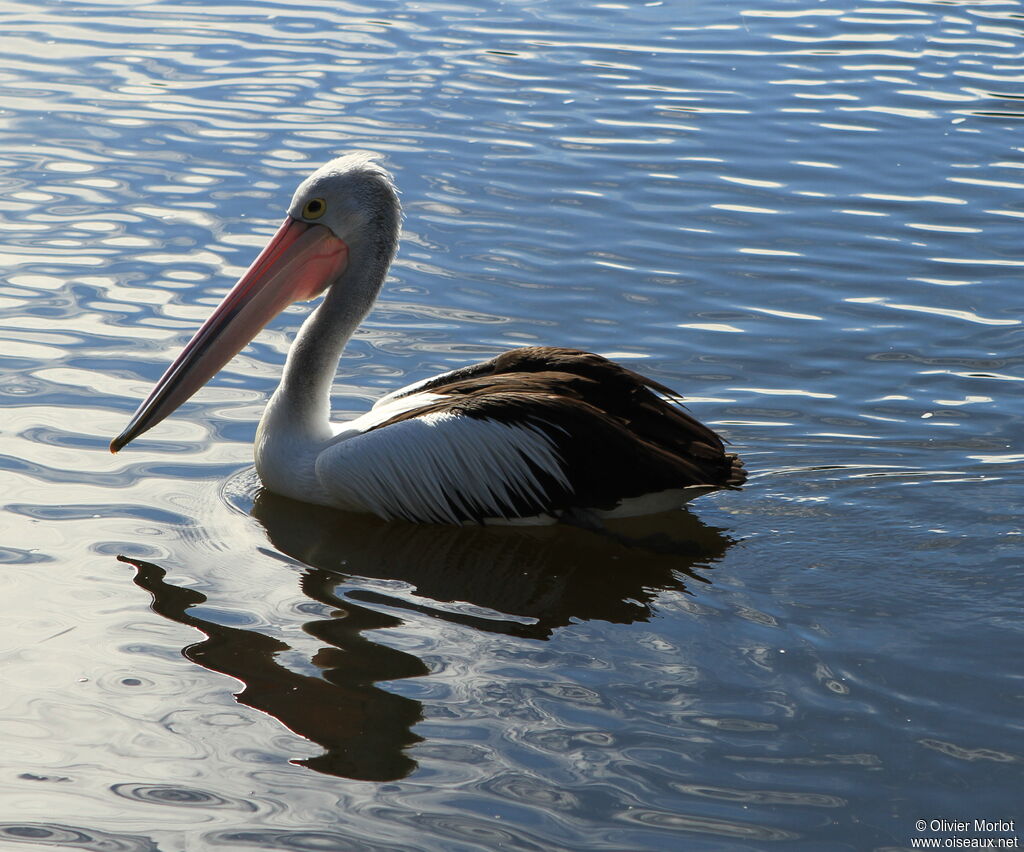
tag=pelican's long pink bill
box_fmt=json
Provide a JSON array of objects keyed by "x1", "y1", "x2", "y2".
[{"x1": 110, "y1": 217, "x2": 348, "y2": 453}]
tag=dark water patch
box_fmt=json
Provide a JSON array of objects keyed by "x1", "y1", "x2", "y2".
[
  {"x1": 7, "y1": 503, "x2": 188, "y2": 525},
  {"x1": 203, "y1": 829, "x2": 408, "y2": 852},
  {"x1": 18, "y1": 773, "x2": 72, "y2": 783},
  {"x1": 0, "y1": 823, "x2": 161, "y2": 851},
  {"x1": 110, "y1": 782, "x2": 255, "y2": 811},
  {"x1": 0, "y1": 547, "x2": 53, "y2": 565}
]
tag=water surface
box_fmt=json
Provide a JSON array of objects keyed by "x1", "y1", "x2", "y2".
[{"x1": 0, "y1": 0, "x2": 1021, "y2": 849}]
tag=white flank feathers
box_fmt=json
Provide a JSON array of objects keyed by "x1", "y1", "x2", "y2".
[
  {"x1": 315, "y1": 411, "x2": 570, "y2": 524},
  {"x1": 331, "y1": 391, "x2": 448, "y2": 439},
  {"x1": 372, "y1": 375, "x2": 448, "y2": 408}
]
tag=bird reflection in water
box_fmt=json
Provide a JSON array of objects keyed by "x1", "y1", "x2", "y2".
[{"x1": 121, "y1": 495, "x2": 733, "y2": 781}]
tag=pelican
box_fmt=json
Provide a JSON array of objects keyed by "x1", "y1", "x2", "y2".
[{"x1": 111, "y1": 153, "x2": 745, "y2": 525}]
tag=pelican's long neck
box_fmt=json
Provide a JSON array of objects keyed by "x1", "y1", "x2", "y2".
[
  {"x1": 256, "y1": 219, "x2": 398, "y2": 485},
  {"x1": 271, "y1": 237, "x2": 394, "y2": 437},
  {"x1": 277, "y1": 287, "x2": 367, "y2": 434}
]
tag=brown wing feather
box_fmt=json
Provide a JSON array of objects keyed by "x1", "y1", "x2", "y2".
[{"x1": 371, "y1": 347, "x2": 745, "y2": 518}]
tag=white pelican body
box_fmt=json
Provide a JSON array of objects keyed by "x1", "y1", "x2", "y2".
[{"x1": 112, "y1": 154, "x2": 745, "y2": 525}]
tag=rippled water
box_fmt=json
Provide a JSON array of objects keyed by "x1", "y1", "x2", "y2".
[{"x1": 1, "y1": 0, "x2": 1021, "y2": 849}]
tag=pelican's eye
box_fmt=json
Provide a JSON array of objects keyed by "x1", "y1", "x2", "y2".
[{"x1": 302, "y1": 197, "x2": 327, "y2": 220}]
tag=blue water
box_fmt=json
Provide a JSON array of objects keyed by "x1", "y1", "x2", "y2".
[{"x1": 0, "y1": 0, "x2": 1021, "y2": 849}]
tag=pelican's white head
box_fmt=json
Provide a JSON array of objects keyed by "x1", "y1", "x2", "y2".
[
  {"x1": 110, "y1": 153, "x2": 402, "y2": 452},
  {"x1": 288, "y1": 152, "x2": 400, "y2": 250}
]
